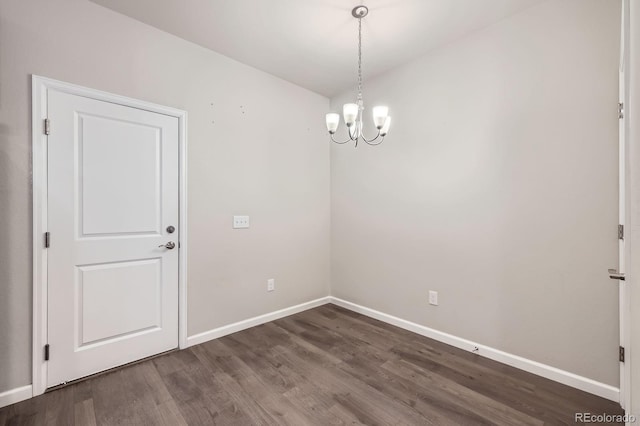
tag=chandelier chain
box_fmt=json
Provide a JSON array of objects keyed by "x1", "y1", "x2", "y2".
[{"x1": 357, "y1": 17, "x2": 363, "y2": 109}]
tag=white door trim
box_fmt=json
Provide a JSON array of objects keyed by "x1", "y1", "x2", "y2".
[
  {"x1": 620, "y1": 0, "x2": 631, "y2": 411},
  {"x1": 31, "y1": 75, "x2": 188, "y2": 397}
]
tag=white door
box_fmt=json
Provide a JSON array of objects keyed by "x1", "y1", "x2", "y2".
[{"x1": 47, "y1": 90, "x2": 179, "y2": 387}]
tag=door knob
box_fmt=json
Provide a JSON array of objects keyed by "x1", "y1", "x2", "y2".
[
  {"x1": 158, "y1": 241, "x2": 176, "y2": 250},
  {"x1": 608, "y1": 268, "x2": 625, "y2": 281}
]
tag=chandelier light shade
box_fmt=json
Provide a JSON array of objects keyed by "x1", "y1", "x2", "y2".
[
  {"x1": 326, "y1": 113, "x2": 340, "y2": 133},
  {"x1": 326, "y1": 5, "x2": 390, "y2": 147}
]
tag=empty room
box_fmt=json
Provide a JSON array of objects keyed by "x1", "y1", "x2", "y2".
[{"x1": 2, "y1": 0, "x2": 640, "y2": 424}]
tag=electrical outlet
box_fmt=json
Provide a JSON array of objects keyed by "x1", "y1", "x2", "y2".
[
  {"x1": 233, "y1": 215, "x2": 250, "y2": 229},
  {"x1": 428, "y1": 290, "x2": 438, "y2": 306},
  {"x1": 267, "y1": 279, "x2": 275, "y2": 292}
]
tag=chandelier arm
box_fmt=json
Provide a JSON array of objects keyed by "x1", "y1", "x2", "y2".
[
  {"x1": 364, "y1": 136, "x2": 385, "y2": 146},
  {"x1": 351, "y1": 126, "x2": 359, "y2": 141},
  {"x1": 330, "y1": 133, "x2": 352, "y2": 144},
  {"x1": 360, "y1": 128, "x2": 382, "y2": 143}
]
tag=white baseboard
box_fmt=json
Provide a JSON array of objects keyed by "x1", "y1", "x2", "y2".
[
  {"x1": 329, "y1": 297, "x2": 620, "y2": 403},
  {"x1": 0, "y1": 385, "x2": 32, "y2": 409},
  {"x1": 186, "y1": 296, "x2": 332, "y2": 347}
]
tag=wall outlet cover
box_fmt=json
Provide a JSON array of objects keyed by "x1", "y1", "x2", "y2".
[{"x1": 233, "y1": 215, "x2": 250, "y2": 229}]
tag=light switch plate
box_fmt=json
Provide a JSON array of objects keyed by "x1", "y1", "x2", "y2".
[{"x1": 233, "y1": 215, "x2": 250, "y2": 229}]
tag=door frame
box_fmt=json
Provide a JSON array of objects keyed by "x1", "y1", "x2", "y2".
[
  {"x1": 31, "y1": 75, "x2": 189, "y2": 397},
  {"x1": 620, "y1": 0, "x2": 631, "y2": 411}
]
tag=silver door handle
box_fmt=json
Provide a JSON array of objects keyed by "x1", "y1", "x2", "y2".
[
  {"x1": 158, "y1": 241, "x2": 176, "y2": 250},
  {"x1": 608, "y1": 269, "x2": 625, "y2": 281}
]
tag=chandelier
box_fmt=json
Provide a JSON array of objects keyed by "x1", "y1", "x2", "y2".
[{"x1": 325, "y1": 5, "x2": 391, "y2": 147}]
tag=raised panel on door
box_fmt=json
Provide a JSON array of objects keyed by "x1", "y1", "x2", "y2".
[
  {"x1": 79, "y1": 113, "x2": 163, "y2": 237},
  {"x1": 47, "y1": 90, "x2": 179, "y2": 387},
  {"x1": 77, "y1": 259, "x2": 163, "y2": 348}
]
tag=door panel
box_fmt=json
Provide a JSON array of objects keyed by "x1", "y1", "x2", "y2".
[
  {"x1": 79, "y1": 114, "x2": 162, "y2": 236},
  {"x1": 47, "y1": 90, "x2": 179, "y2": 387},
  {"x1": 78, "y1": 258, "x2": 162, "y2": 347}
]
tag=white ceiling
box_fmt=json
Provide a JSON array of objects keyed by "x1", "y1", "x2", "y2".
[{"x1": 91, "y1": 0, "x2": 545, "y2": 97}]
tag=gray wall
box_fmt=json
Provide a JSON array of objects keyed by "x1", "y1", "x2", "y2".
[
  {"x1": 330, "y1": 0, "x2": 621, "y2": 386},
  {"x1": 0, "y1": 0, "x2": 330, "y2": 393}
]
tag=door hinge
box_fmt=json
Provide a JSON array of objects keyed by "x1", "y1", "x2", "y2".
[
  {"x1": 619, "y1": 224, "x2": 624, "y2": 240},
  {"x1": 44, "y1": 118, "x2": 51, "y2": 135},
  {"x1": 44, "y1": 344, "x2": 50, "y2": 361},
  {"x1": 44, "y1": 232, "x2": 50, "y2": 248},
  {"x1": 620, "y1": 346, "x2": 625, "y2": 362},
  {"x1": 619, "y1": 102, "x2": 624, "y2": 119}
]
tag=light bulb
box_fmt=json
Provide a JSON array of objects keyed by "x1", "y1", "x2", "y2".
[
  {"x1": 325, "y1": 113, "x2": 340, "y2": 134},
  {"x1": 372, "y1": 106, "x2": 389, "y2": 129},
  {"x1": 343, "y1": 103, "x2": 358, "y2": 126},
  {"x1": 380, "y1": 116, "x2": 391, "y2": 136}
]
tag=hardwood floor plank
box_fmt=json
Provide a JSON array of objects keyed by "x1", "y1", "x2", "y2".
[
  {"x1": 221, "y1": 332, "x2": 297, "y2": 395},
  {"x1": 0, "y1": 393, "x2": 46, "y2": 426},
  {"x1": 281, "y1": 385, "x2": 362, "y2": 426},
  {"x1": 340, "y1": 352, "x2": 492, "y2": 425},
  {"x1": 189, "y1": 343, "x2": 280, "y2": 425},
  {"x1": 155, "y1": 398, "x2": 188, "y2": 426},
  {"x1": 287, "y1": 310, "x2": 482, "y2": 424},
  {"x1": 225, "y1": 326, "x2": 359, "y2": 425},
  {"x1": 74, "y1": 399, "x2": 97, "y2": 426},
  {"x1": 157, "y1": 363, "x2": 222, "y2": 424},
  {"x1": 92, "y1": 362, "x2": 172, "y2": 425},
  {"x1": 72, "y1": 379, "x2": 93, "y2": 405},
  {"x1": 268, "y1": 342, "x2": 435, "y2": 425},
  {"x1": 152, "y1": 347, "x2": 201, "y2": 377},
  {"x1": 384, "y1": 358, "x2": 543, "y2": 425},
  {"x1": 326, "y1": 401, "x2": 371, "y2": 425},
  {"x1": 197, "y1": 339, "x2": 316, "y2": 426},
  {"x1": 248, "y1": 321, "x2": 343, "y2": 370},
  {"x1": 44, "y1": 385, "x2": 74, "y2": 426}
]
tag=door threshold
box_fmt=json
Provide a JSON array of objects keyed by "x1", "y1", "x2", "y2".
[{"x1": 45, "y1": 347, "x2": 178, "y2": 393}]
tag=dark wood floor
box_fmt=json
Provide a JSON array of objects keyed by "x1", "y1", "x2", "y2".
[{"x1": 0, "y1": 304, "x2": 623, "y2": 425}]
